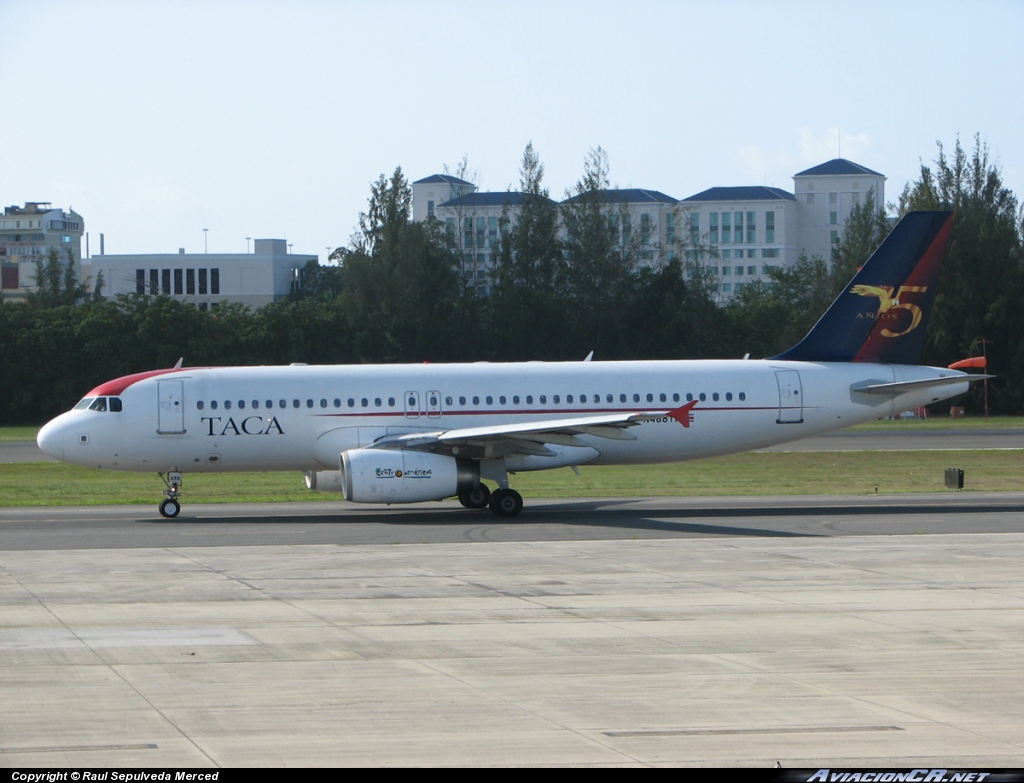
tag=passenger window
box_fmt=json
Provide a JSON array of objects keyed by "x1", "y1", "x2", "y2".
[
  {"x1": 388, "y1": 398, "x2": 395, "y2": 407},
  {"x1": 513, "y1": 396, "x2": 520, "y2": 404},
  {"x1": 459, "y1": 396, "x2": 466, "y2": 405},
  {"x1": 292, "y1": 400, "x2": 299, "y2": 408},
  {"x1": 225, "y1": 400, "x2": 232, "y2": 410},
  {"x1": 268, "y1": 400, "x2": 274, "y2": 409},
  {"x1": 499, "y1": 396, "x2": 506, "y2": 405},
  {"x1": 699, "y1": 393, "x2": 706, "y2": 402},
  {"x1": 252, "y1": 400, "x2": 259, "y2": 409},
  {"x1": 553, "y1": 395, "x2": 560, "y2": 404},
  {"x1": 486, "y1": 396, "x2": 493, "y2": 405},
  {"x1": 726, "y1": 392, "x2": 733, "y2": 401},
  {"x1": 539, "y1": 395, "x2": 547, "y2": 404},
  {"x1": 279, "y1": 400, "x2": 286, "y2": 409},
  {"x1": 673, "y1": 393, "x2": 680, "y2": 402},
  {"x1": 473, "y1": 396, "x2": 480, "y2": 405},
  {"x1": 306, "y1": 399, "x2": 313, "y2": 408},
  {"x1": 646, "y1": 393, "x2": 654, "y2": 403},
  {"x1": 238, "y1": 400, "x2": 245, "y2": 409},
  {"x1": 526, "y1": 395, "x2": 533, "y2": 404},
  {"x1": 445, "y1": 396, "x2": 453, "y2": 406},
  {"x1": 321, "y1": 399, "x2": 328, "y2": 408},
  {"x1": 567, "y1": 395, "x2": 574, "y2": 403},
  {"x1": 197, "y1": 401, "x2": 204, "y2": 410},
  {"x1": 333, "y1": 399, "x2": 341, "y2": 408},
  {"x1": 361, "y1": 398, "x2": 368, "y2": 407},
  {"x1": 109, "y1": 398, "x2": 122, "y2": 412},
  {"x1": 348, "y1": 399, "x2": 355, "y2": 408},
  {"x1": 633, "y1": 394, "x2": 640, "y2": 403},
  {"x1": 686, "y1": 393, "x2": 693, "y2": 402},
  {"x1": 619, "y1": 394, "x2": 626, "y2": 403},
  {"x1": 739, "y1": 392, "x2": 746, "y2": 401},
  {"x1": 659, "y1": 393, "x2": 666, "y2": 402},
  {"x1": 374, "y1": 398, "x2": 381, "y2": 407},
  {"x1": 607, "y1": 394, "x2": 613, "y2": 403},
  {"x1": 211, "y1": 400, "x2": 219, "y2": 410}
]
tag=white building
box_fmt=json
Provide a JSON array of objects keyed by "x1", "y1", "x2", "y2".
[
  {"x1": 792, "y1": 159, "x2": 886, "y2": 264},
  {"x1": 411, "y1": 157, "x2": 887, "y2": 300},
  {"x1": 0, "y1": 202, "x2": 84, "y2": 301},
  {"x1": 91, "y1": 238, "x2": 316, "y2": 309},
  {"x1": 677, "y1": 186, "x2": 799, "y2": 296}
]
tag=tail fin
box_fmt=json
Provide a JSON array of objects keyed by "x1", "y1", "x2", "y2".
[{"x1": 772, "y1": 210, "x2": 953, "y2": 364}]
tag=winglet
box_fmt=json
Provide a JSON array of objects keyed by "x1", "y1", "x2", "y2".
[
  {"x1": 667, "y1": 400, "x2": 698, "y2": 428},
  {"x1": 772, "y1": 211, "x2": 953, "y2": 364}
]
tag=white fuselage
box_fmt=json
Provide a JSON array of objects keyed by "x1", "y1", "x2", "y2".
[{"x1": 37, "y1": 359, "x2": 969, "y2": 474}]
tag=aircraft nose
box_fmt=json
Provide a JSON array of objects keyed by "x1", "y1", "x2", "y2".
[{"x1": 37, "y1": 417, "x2": 66, "y2": 460}]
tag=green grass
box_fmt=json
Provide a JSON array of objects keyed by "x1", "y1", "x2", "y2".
[
  {"x1": 849, "y1": 415, "x2": 1024, "y2": 431},
  {"x1": 1, "y1": 449, "x2": 1021, "y2": 507},
  {"x1": 0, "y1": 427, "x2": 41, "y2": 443}
]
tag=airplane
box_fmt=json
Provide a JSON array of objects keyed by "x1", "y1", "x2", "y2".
[{"x1": 36, "y1": 210, "x2": 987, "y2": 519}]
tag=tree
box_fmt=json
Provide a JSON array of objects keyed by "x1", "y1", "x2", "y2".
[
  {"x1": 341, "y1": 167, "x2": 465, "y2": 362},
  {"x1": 559, "y1": 147, "x2": 637, "y2": 355},
  {"x1": 725, "y1": 253, "x2": 833, "y2": 359},
  {"x1": 489, "y1": 142, "x2": 565, "y2": 358},
  {"x1": 26, "y1": 247, "x2": 88, "y2": 308},
  {"x1": 896, "y1": 136, "x2": 1024, "y2": 412},
  {"x1": 830, "y1": 190, "x2": 890, "y2": 291}
]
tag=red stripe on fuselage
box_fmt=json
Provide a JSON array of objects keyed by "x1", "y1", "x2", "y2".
[{"x1": 86, "y1": 367, "x2": 199, "y2": 396}]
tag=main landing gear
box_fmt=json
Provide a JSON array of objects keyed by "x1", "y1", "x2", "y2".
[
  {"x1": 158, "y1": 471, "x2": 183, "y2": 518},
  {"x1": 458, "y1": 482, "x2": 524, "y2": 518}
]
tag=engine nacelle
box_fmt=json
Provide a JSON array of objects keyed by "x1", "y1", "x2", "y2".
[{"x1": 339, "y1": 449, "x2": 479, "y2": 504}]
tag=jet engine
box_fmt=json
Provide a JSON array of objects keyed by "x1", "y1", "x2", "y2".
[{"x1": 339, "y1": 448, "x2": 480, "y2": 504}]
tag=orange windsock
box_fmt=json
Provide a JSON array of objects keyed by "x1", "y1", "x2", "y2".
[{"x1": 948, "y1": 357, "x2": 987, "y2": 369}]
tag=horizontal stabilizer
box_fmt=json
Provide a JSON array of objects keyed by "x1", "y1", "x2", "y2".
[{"x1": 851, "y1": 374, "x2": 991, "y2": 396}]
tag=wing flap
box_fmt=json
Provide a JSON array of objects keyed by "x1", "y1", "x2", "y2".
[{"x1": 368, "y1": 402, "x2": 698, "y2": 457}]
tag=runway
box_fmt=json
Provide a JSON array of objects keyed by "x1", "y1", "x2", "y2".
[{"x1": 2, "y1": 493, "x2": 1023, "y2": 767}]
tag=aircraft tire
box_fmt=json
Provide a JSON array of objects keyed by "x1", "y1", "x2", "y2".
[
  {"x1": 458, "y1": 482, "x2": 491, "y2": 510},
  {"x1": 488, "y1": 488, "x2": 523, "y2": 518},
  {"x1": 159, "y1": 499, "x2": 181, "y2": 519}
]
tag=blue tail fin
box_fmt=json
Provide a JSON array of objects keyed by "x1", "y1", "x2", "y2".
[{"x1": 772, "y1": 210, "x2": 953, "y2": 364}]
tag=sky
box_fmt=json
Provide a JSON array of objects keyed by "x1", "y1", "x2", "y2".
[{"x1": 2, "y1": 0, "x2": 1022, "y2": 261}]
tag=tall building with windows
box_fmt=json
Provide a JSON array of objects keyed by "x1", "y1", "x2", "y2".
[
  {"x1": 91, "y1": 239, "x2": 316, "y2": 309},
  {"x1": 0, "y1": 202, "x2": 84, "y2": 301},
  {"x1": 677, "y1": 186, "x2": 799, "y2": 297},
  {"x1": 413, "y1": 157, "x2": 888, "y2": 300},
  {"x1": 792, "y1": 159, "x2": 886, "y2": 264}
]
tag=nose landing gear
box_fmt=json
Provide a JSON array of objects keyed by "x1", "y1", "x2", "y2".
[{"x1": 158, "y1": 471, "x2": 183, "y2": 518}]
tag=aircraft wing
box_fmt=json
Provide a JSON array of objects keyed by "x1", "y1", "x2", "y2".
[{"x1": 372, "y1": 401, "x2": 698, "y2": 457}]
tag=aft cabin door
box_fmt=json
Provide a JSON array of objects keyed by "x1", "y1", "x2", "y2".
[
  {"x1": 775, "y1": 370, "x2": 804, "y2": 424},
  {"x1": 157, "y1": 380, "x2": 186, "y2": 434}
]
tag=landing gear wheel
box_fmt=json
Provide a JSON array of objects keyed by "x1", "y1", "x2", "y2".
[
  {"x1": 159, "y1": 498, "x2": 181, "y2": 518},
  {"x1": 488, "y1": 488, "x2": 523, "y2": 518},
  {"x1": 459, "y1": 482, "x2": 491, "y2": 510}
]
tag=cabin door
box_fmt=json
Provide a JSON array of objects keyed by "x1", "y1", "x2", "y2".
[
  {"x1": 157, "y1": 380, "x2": 186, "y2": 434},
  {"x1": 775, "y1": 370, "x2": 804, "y2": 424}
]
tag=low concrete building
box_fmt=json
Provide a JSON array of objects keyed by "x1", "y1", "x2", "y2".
[{"x1": 90, "y1": 238, "x2": 316, "y2": 309}]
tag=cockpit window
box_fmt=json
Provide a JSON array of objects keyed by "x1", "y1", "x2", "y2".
[
  {"x1": 74, "y1": 397, "x2": 95, "y2": 410},
  {"x1": 89, "y1": 397, "x2": 108, "y2": 412},
  {"x1": 109, "y1": 397, "x2": 123, "y2": 412}
]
